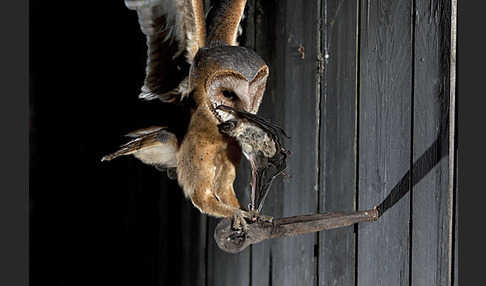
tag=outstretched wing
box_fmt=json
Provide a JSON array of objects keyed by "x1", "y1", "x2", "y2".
[
  {"x1": 206, "y1": 0, "x2": 247, "y2": 46},
  {"x1": 125, "y1": 0, "x2": 206, "y2": 102},
  {"x1": 101, "y1": 126, "x2": 179, "y2": 169}
]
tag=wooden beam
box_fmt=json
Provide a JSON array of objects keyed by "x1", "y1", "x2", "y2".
[{"x1": 214, "y1": 209, "x2": 379, "y2": 253}]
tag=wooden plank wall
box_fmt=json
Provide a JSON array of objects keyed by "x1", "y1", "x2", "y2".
[
  {"x1": 412, "y1": 1, "x2": 453, "y2": 286},
  {"x1": 200, "y1": 0, "x2": 457, "y2": 285},
  {"x1": 319, "y1": 0, "x2": 358, "y2": 285},
  {"x1": 357, "y1": 0, "x2": 413, "y2": 285}
]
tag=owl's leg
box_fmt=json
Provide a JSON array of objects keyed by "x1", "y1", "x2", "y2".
[
  {"x1": 214, "y1": 187, "x2": 241, "y2": 209},
  {"x1": 191, "y1": 189, "x2": 252, "y2": 231}
]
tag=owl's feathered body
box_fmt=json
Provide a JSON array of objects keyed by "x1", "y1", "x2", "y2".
[
  {"x1": 103, "y1": 0, "x2": 270, "y2": 228},
  {"x1": 177, "y1": 106, "x2": 242, "y2": 215},
  {"x1": 176, "y1": 44, "x2": 269, "y2": 219}
]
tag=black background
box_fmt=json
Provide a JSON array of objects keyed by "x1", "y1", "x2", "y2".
[{"x1": 30, "y1": 1, "x2": 191, "y2": 285}]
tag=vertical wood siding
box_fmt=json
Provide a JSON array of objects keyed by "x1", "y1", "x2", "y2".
[
  {"x1": 198, "y1": 0, "x2": 457, "y2": 285},
  {"x1": 412, "y1": 1, "x2": 452, "y2": 285},
  {"x1": 357, "y1": 0, "x2": 413, "y2": 285},
  {"x1": 318, "y1": 0, "x2": 358, "y2": 285}
]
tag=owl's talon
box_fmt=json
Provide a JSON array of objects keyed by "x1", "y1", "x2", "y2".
[
  {"x1": 231, "y1": 210, "x2": 273, "y2": 232},
  {"x1": 248, "y1": 210, "x2": 273, "y2": 224},
  {"x1": 232, "y1": 211, "x2": 249, "y2": 232}
]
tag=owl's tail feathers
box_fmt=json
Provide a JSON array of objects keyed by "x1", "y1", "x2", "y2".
[{"x1": 101, "y1": 127, "x2": 178, "y2": 169}]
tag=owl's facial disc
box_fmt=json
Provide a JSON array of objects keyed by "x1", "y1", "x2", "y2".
[{"x1": 207, "y1": 75, "x2": 251, "y2": 122}]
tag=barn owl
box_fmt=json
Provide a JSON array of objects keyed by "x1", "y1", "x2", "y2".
[{"x1": 102, "y1": 0, "x2": 270, "y2": 230}]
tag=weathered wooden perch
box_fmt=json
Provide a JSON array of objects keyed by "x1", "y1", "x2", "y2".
[{"x1": 215, "y1": 208, "x2": 379, "y2": 253}]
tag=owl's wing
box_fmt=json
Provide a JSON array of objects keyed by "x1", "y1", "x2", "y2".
[
  {"x1": 101, "y1": 126, "x2": 178, "y2": 169},
  {"x1": 125, "y1": 0, "x2": 206, "y2": 102},
  {"x1": 206, "y1": 0, "x2": 247, "y2": 46}
]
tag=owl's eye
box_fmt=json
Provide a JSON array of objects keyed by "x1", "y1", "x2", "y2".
[{"x1": 222, "y1": 90, "x2": 238, "y2": 100}]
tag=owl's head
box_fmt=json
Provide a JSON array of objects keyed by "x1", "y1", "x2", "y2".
[{"x1": 189, "y1": 45, "x2": 269, "y2": 123}]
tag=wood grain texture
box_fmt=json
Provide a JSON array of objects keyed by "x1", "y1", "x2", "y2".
[
  {"x1": 453, "y1": 154, "x2": 458, "y2": 286},
  {"x1": 451, "y1": 1, "x2": 458, "y2": 285},
  {"x1": 266, "y1": 0, "x2": 320, "y2": 285},
  {"x1": 205, "y1": 1, "x2": 456, "y2": 285},
  {"x1": 412, "y1": 0, "x2": 452, "y2": 285},
  {"x1": 318, "y1": 0, "x2": 358, "y2": 285},
  {"x1": 357, "y1": 0, "x2": 412, "y2": 285}
]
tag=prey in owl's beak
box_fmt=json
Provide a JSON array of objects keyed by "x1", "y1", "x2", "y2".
[
  {"x1": 216, "y1": 105, "x2": 290, "y2": 216},
  {"x1": 218, "y1": 120, "x2": 238, "y2": 134}
]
